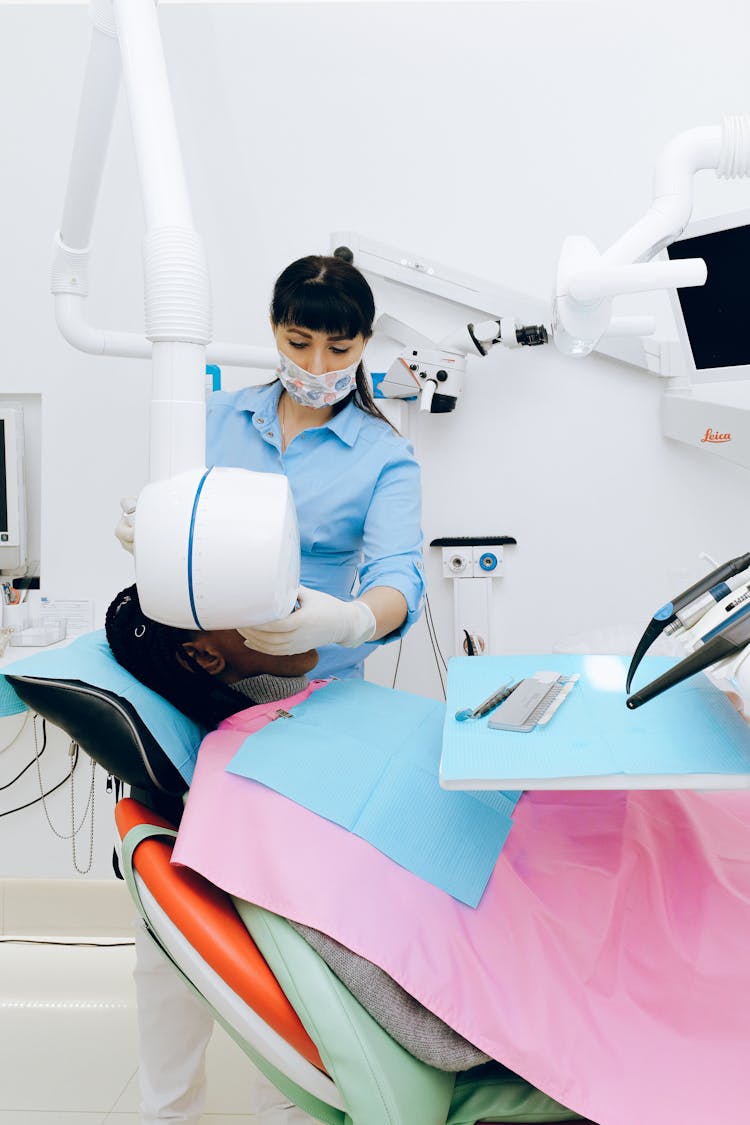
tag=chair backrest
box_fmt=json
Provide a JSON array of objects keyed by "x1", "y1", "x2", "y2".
[{"x1": 7, "y1": 675, "x2": 187, "y2": 816}]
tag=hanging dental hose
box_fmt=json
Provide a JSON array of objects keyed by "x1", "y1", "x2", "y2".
[{"x1": 625, "y1": 550, "x2": 750, "y2": 710}]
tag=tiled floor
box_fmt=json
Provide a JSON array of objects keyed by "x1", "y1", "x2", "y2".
[{"x1": 0, "y1": 936, "x2": 267, "y2": 1123}]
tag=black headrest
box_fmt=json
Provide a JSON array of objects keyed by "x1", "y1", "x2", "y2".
[{"x1": 7, "y1": 675, "x2": 188, "y2": 800}]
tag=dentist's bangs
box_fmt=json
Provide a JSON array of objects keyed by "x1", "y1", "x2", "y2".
[{"x1": 271, "y1": 255, "x2": 375, "y2": 340}]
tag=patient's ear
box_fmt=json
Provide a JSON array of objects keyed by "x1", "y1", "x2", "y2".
[{"x1": 178, "y1": 638, "x2": 227, "y2": 677}]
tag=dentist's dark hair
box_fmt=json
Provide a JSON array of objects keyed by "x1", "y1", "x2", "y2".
[
  {"x1": 271, "y1": 254, "x2": 396, "y2": 430},
  {"x1": 105, "y1": 585, "x2": 241, "y2": 728}
]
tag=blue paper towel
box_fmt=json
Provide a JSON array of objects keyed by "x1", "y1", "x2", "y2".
[
  {"x1": 441, "y1": 654, "x2": 750, "y2": 789},
  {"x1": 227, "y1": 678, "x2": 521, "y2": 907}
]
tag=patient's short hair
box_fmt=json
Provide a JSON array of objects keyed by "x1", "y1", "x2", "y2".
[{"x1": 105, "y1": 585, "x2": 240, "y2": 727}]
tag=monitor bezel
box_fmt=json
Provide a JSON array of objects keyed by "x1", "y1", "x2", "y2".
[
  {"x1": 666, "y1": 207, "x2": 750, "y2": 385},
  {"x1": 0, "y1": 407, "x2": 24, "y2": 549}
]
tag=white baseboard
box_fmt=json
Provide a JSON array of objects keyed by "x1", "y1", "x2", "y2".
[{"x1": 0, "y1": 877, "x2": 136, "y2": 939}]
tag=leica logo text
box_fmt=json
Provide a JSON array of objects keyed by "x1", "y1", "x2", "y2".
[{"x1": 700, "y1": 428, "x2": 731, "y2": 444}]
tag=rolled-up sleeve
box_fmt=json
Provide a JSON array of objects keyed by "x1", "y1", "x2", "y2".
[{"x1": 358, "y1": 446, "x2": 425, "y2": 639}]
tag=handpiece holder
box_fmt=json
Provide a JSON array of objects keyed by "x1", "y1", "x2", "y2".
[
  {"x1": 626, "y1": 551, "x2": 750, "y2": 693},
  {"x1": 627, "y1": 573, "x2": 750, "y2": 710},
  {"x1": 626, "y1": 615, "x2": 750, "y2": 710}
]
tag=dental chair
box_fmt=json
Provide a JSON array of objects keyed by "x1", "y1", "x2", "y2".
[{"x1": 7, "y1": 669, "x2": 590, "y2": 1125}]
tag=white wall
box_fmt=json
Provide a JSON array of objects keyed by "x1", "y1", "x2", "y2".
[{"x1": 1, "y1": 0, "x2": 750, "y2": 874}]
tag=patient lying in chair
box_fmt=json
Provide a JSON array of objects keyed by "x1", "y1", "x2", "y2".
[
  {"x1": 105, "y1": 584, "x2": 750, "y2": 1125},
  {"x1": 105, "y1": 584, "x2": 490, "y2": 1108}
]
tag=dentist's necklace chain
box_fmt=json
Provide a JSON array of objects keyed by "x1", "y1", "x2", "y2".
[{"x1": 279, "y1": 394, "x2": 287, "y2": 452}]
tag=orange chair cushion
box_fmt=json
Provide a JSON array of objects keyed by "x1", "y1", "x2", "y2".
[{"x1": 116, "y1": 796, "x2": 325, "y2": 1072}]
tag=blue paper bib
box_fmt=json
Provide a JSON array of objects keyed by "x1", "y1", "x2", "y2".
[{"x1": 226, "y1": 678, "x2": 521, "y2": 907}]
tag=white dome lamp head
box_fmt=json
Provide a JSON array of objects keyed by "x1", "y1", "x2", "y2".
[{"x1": 135, "y1": 465, "x2": 300, "y2": 631}]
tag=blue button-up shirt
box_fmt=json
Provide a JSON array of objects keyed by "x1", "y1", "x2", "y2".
[{"x1": 206, "y1": 381, "x2": 425, "y2": 679}]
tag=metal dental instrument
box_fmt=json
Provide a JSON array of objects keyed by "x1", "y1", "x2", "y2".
[
  {"x1": 626, "y1": 551, "x2": 750, "y2": 693},
  {"x1": 626, "y1": 601, "x2": 750, "y2": 710},
  {"x1": 488, "y1": 672, "x2": 579, "y2": 732},
  {"x1": 455, "y1": 680, "x2": 518, "y2": 722}
]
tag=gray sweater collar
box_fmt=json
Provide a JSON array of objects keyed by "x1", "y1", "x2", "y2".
[{"x1": 229, "y1": 672, "x2": 309, "y2": 706}]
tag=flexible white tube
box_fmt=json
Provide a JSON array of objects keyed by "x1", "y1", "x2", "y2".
[
  {"x1": 602, "y1": 123, "x2": 735, "y2": 266},
  {"x1": 142, "y1": 226, "x2": 211, "y2": 345},
  {"x1": 717, "y1": 114, "x2": 750, "y2": 178}
]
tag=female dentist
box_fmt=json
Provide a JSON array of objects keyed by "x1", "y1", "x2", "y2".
[
  {"x1": 209, "y1": 252, "x2": 424, "y2": 675},
  {"x1": 117, "y1": 253, "x2": 425, "y2": 1124}
]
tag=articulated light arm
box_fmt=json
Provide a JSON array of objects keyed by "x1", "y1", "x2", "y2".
[
  {"x1": 53, "y1": 0, "x2": 208, "y2": 482},
  {"x1": 54, "y1": 0, "x2": 298, "y2": 630},
  {"x1": 553, "y1": 116, "x2": 750, "y2": 357},
  {"x1": 51, "y1": 1, "x2": 277, "y2": 474}
]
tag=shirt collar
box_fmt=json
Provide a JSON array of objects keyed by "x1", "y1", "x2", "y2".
[
  {"x1": 234, "y1": 380, "x2": 282, "y2": 417},
  {"x1": 235, "y1": 379, "x2": 365, "y2": 448},
  {"x1": 325, "y1": 398, "x2": 365, "y2": 448}
]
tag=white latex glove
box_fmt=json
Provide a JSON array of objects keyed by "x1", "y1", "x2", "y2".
[
  {"x1": 115, "y1": 495, "x2": 137, "y2": 555},
  {"x1": 238, "y1": 586, "x2": 376, "y2": 655}
]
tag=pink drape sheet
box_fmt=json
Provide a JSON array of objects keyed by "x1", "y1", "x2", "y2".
[{"x1": 171, "y1": 685, "x2": 750, "y2": 1125}]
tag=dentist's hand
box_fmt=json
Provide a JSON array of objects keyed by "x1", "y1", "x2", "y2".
[
  {"x1": 238, "y1": 586, "x2": 376, "y2": 655},
  {"x1": 115, "y1": 496, "x2": 137, "y2": 555}
]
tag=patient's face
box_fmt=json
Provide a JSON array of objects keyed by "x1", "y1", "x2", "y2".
[{"x1": 192, "y1": 629, "x2": 318, "y2": 680}]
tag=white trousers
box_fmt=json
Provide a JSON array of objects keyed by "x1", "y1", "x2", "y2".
[{"x1": 134, "y1": 919, "x2": 317, "y2": 1124}]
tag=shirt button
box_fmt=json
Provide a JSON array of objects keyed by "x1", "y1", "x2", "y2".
[
  {"x1": 266, "y1": 431, "x2": 275, "y2": 439},
  {"x1": 256, "y1": 416, "x2": 265, "y2": 425}
]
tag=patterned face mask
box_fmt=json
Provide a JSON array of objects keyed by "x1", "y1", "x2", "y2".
[{"x1": 277, "y1": 350, "x2": 362, "y2": 408}]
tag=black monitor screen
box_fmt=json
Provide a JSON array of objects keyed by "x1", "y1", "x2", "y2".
[
  {"x1": 667, "y1": 222, "x2": 750, "y2": 371},
  {"x1": 0, "y1": 420, "x2": 7, "y2": 534}
]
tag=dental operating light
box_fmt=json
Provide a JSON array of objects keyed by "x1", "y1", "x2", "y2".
[{"x1": 53, "y1": 0, "x2": 299, "y2": 630}]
